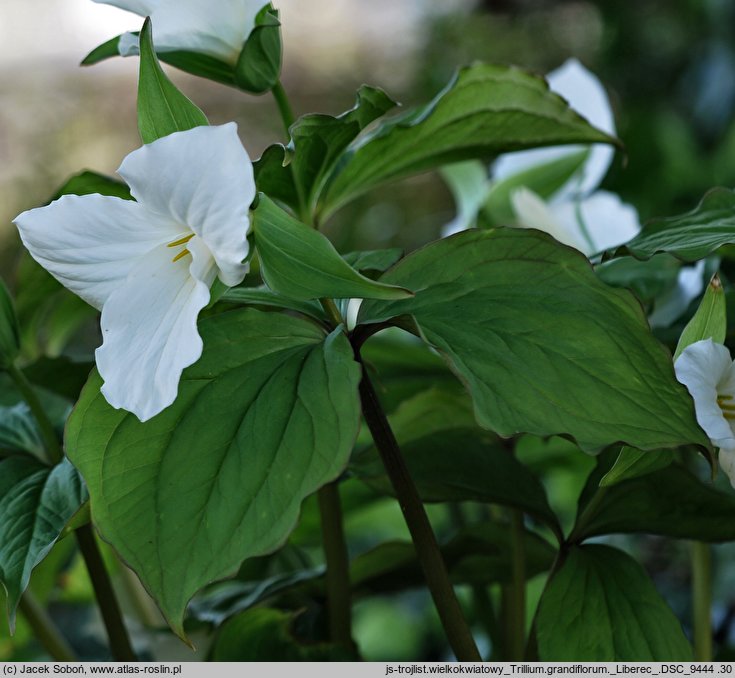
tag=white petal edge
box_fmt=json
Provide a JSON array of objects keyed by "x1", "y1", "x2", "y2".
[
  {"x1": 14, "y1": 194, "x2": 179, "y2": 311},
  {"x1": 118, "y1": 124, "x2": 255, "y2": 287},
  {"x1": 96, "y1": 240, "x2": 216, "y2": 422},
  {"x1": 510, "y1": 187, "x2": 587, "y2": 252},
  {"x1": 440, "y1": 161, "x2": 491, "y2": 237},
  {"x1": 674, "y1": 338, "x2": 735, "y2": 448},
  {"x1": 565, "y1": 190, "x2": 641, "y2": 255},
  {"x1": 719, "y1": 447, "x2": 735, "y2": 489},
  {"x1": 493, "y1": 58, "x2": 616, "y2": 200},
  {"x1": 91, "y1": 0, "x2": 157, "y2": 17},
  {"x1": 648, "y1": 261, "x2": 705, "y2": 329},
  {"x1": 118, "y1": 32, "x2": 141, "y2": 57}
]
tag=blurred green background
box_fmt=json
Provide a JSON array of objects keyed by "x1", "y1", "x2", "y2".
[{"x1": 3, "y1": 0, "x2": 735, "y2": 662}]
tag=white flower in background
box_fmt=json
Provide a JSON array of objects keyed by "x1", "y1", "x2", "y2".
[
  {"x1": 675, "y1": 338, "x2": 735, "y2": 487},
  {"x1": 14, "y1": 124, "x2": 255, "y2": 422},
  {"x1": 93, "y1": 0, "x2": 269, "y2": 64}
]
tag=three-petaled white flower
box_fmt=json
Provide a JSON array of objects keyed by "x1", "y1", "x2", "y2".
[
  {"x1": 93, "y1": 0, "x2": 269, "y2": 64},
  {"x1": 674, "y1": 338, "x2": 735, "y2": 487},
  {"x1": 14, "y1": 124, "x2": 255, "y2": 422}
]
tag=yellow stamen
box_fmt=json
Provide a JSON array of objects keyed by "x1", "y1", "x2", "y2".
[
  {"x1": 167, "y1": 233, "x2": 195, "y2": 248},
  {"x1": 720, "y1": 394, "x2": 734, "y2": 401},
  {"x1": 172, "y1": 249, "x2": 191, "y2": 263}
]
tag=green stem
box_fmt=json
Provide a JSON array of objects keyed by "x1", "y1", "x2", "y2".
[
  {"x1": 692, "y1": 541, "x2": 713, "y2": 661},
  {"x1": 76, "y1": 524, "x2": 137, "y2": 661},
  {"x1": 508, "y1": 510, "x2": 526, "y2": 660},
  {"x1": 19, "y1": 592, "x2": 77, "y2": 662},
  {"x1": 7, "y1": 364, "x2": 62, "y2": 465},
  {"x1": 317, "y1": 483, "x2": 355, "y2": 653},
  {"x1": 320, "y1": 298, "x2": 344, "y2": 327},
  {"x1": 357, "y1": 366, "x2": 480, "y2": 661},
  {"x1": 567, "y1": 486, "x2": 609, "y2": 544},
  {"x1": 271, "y1": 80, "x2": 295, "y2": 134}
]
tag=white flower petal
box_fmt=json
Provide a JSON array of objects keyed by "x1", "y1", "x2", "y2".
[
  {"x1": 96, "y1": 241, "x2": 216, "y2": 422},
  {"x1": 118, "y1": 124, "x2": 255, "y2": 287},
  {"x1": 510, "y1": 187, "x2": 587, "y2": 252},
  {"x1": 719, "y1": 447, "x2": 735, "y2": 489},
  {"x1": 493, "y1": 58, "x2": 615, "y2": 200},
  {"x1": 92, "y1": 0, "x2": 157, "y2": 16},
  {"x1": 648, "y1": 261, "x2": 705, "y2": 329},
  {"x1": 571, "y1": 190, "x2": 641, "y2": 255},
  {"x1": 150, "y1": 0, "x2": 268, "y2": 63},
  {"x1": 674, "y1": 338, "x2": 735, "y2": 448},
  {"x1": 118, "y1": 32, "x2": 141, "y2": 57},
  {"x1": 440, "y1": 161, "x2": 491, "y2": 236},
  {"x1": 14, "y1": 194, "x2": 179, "y2": 311}
]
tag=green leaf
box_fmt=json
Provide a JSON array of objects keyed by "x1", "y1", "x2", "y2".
[
  {"x1": 599, "y1": 446, "x2": 675, "y2": 486},
  {"x1": 256, "y1": 86, "x2": 397, "y2": 214},
  {"x1": 137, "y1": 18, "x2": 209, "y2": 144},
  {"x1": 674, "y1": 273, "x2": 726, "y2": 360},
  {"x1": 65, "y1": 309, "x2": 362, "y2": 636},
  {"x1": 352, "y1": 388, "x2": 560, "y2": 534},
  {"x1": 253, "y1": 195, "x2": 413, "y2": 301},
  {"x1": 0, "y1": 457, "x2": 88, "y2": 630},
  {"x1": 574, "y1": 453, "x2": 735, "y2": 541},
  {"x1": 234, "y1": 5, "x2": 282, "y2": 94},
  {"x1": 359, "y1": 229, "x2": 708, "y2": 452},
  {"x1": 537, "y1": 545, "x2": 692, "y2": 661},
  {"x1": 319, "y1": 63, "x2": 620, "y2": 220},
  {"x1": 222, "y1": 285, "x2": 324, "y2": 319},
  {"x1": 342, "y1": 248, "x2": 403, "y2": 275},
  {"x1": 51, "y1": 171, "x2": 131, "y2": 201},
  {"x1": 212, "y1": 608, "x2": 353, "y2": 661},
  {"x1": 595, "y1": 254, "x2": 682, "y2": 303},
  {"x1": 0, "y1": 404, "x2": 43, "y2": 457},
  {"x1": 0, "y1": 279, "x2": 20, "y2": 369},
  {"x1": 81, "y1": 34, "x2": 123, "y2": 66},
  {"x1": 626, "y1": 187, "x2": 735, "y2": 261}
]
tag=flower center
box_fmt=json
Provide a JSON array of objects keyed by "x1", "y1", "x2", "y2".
[
  {"x1": 718, "y1": 394, "x2": 735, "y2": 421},
  {"x1": 167, "y1": 233, "x2": 194, "y2": 263}
]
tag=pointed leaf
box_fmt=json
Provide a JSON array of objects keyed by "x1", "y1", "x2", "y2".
[
  {"x1": 626, "y1": 187, "x2": 735, "y2": 261},
  {"x1": 319, "y1": 63, "x2": 620, "y2": 220},
  {"x1": 342, "y1": 248, "x2": 403, "y2": 275},
  {"x1": 65, "y1": 309, "x2": 362, "y2": 637},
  {"x1": 537, "y1": 545, "x2": 692, "y2": 660},
  {"x1": 253, "y1": 195, "x2": 412, "y2": 301},
  {"x1": 137, "y1": 18, "x2": 209, "y2": 143},
  {"x1": 234, "y1": 5, "x2": 282, "y2": 94},
  {"x1": 222, "y1": 285, "x2": 324, "y2": 319},
  {"x1": 51, "y1": 170, "x2": 131, "y2": 201},
  {"x1": 359, "y1": 229, "x2": 708, "y2": 452},
  {"x1": 0, "y1": 458, "x2": 87, "y2": 630},
  {"x1": 599, "y1": 446, "x2": 675, "y2": 486},
  {"x1": 674, "y1": 273, "x2": 726, "y2": 360}
]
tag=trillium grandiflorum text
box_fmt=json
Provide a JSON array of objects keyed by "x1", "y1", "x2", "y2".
[
  {"x1": 94, "y1": 0, "x2": 270, "y2": 64},
  {"x1": 14, "y1": 123, "x2": 255, "y2": 422},
  {"x1": 675, "y1": 338, "x2": 735, "y2": 486}
]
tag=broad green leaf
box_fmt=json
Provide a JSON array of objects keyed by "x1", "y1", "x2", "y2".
[
  {"x1": 0, "y1": 404, "x2": 43, "y2": 457},
  {"x1": 674, "y1": 273, "x2": 726, "y2": 360},
  {"x1": 222, "y1": 285, "x2": 324, "y2": 319},
  {"x1": 483, "y1": 150, "x2": 588, "y2": 226},
  {"x1": 352, "y1": 388, "x2": 559, "y2": 533},
  {"x1": 342, "y1": 248, "x2": 404, "y2": 275},
  {"x1": 51, "y1": 171, "x2": 131, "y2": 201},
  {"x1": 82, "y1": 33, "x2": 237, "y2": 87},
  {"x1": 359, "y1": 229, "x2": 708, "y2": 452},
  {"x1": 0, "y1": 457, "x2": 87, "y2": 630},
  {"x1": 0, "y1": 279, "x2": 20, "y2": 369},
  {"x1": 595, "y1": 254, "x2": 681, "y2": 303},
  {"x1": 319, "y1": 63, "x2": 620, "y2": 220},
  {"x1": 234, "y1": 5, "x2": 281, "y2": 94},
  {"x1": 574, "y1": 454, "x2": 735, "y2": 541},
  {"x1": 137, "y1": 18, "x2": 209, "y2": 144},
  {"x1": 253, "y1": 195, "x2": 412, "y2": 301},
  {"x1": 626, "y1": 188, "x2": 735, "y2": 261},
  {"x1": 65, "y1": 309, "x2": 361, "y2": 636},
  {"x1": 599, "y1": 447, "x2": 675, "y2": 486},
  {"x1": 537, "y1": 545, "x2": 692, "y2": 660},
  {"x1": 255, "y1": 86, "x2": 397, "y2": 214},
  {"x1": 212, "y1": 608, "x2": 353, "y2": 661}
]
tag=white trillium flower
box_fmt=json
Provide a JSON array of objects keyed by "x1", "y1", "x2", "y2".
[
  {"x1": 14, "y1": 124, "x2": 255, "y2": 422},
  {"x1": 93, "y1": 0, "x2": 270, "y2": 64},
  {"x1": 674, "y1": 338, "x2": 735, "y2": 487}
]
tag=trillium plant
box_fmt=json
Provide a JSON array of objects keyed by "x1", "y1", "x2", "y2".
[{"x1": 5, "y1": 1, "x2": 735, "y2": 665}]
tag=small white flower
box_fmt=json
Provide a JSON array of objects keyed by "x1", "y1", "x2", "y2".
[
  {"x1": 93, "y1": 0, "x2": 269, "y2": 64},
  {"x1": 14, "y1": 124, "x2": 255, "y2": 422},
  {"x1": 674, "y1": 338, "x2": 735, "y2": 487}
]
